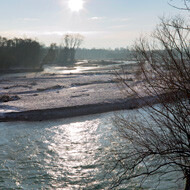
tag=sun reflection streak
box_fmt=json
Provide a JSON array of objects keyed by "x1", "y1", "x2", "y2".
[{"x1": 42, "y1": 119, "x2": 103, "y2": 188}]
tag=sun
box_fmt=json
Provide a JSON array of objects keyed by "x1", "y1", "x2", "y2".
[{"x1": 68, "y1": 0, "x2": 84, "y2": 12}]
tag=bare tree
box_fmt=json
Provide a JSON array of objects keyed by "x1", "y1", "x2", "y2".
[
  {"x1": 63, "y1": 33, "x2": 84, "y2": 49},
  {"x1": 62, "y1": 33, "x2": 84, "y2": 63},
  {"x1": 112, "y1": 16, "x2": 190, "y2": 189}
]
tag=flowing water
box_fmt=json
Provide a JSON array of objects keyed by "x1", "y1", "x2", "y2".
[{"x1": 0, "y1": 110, "x2": 184, "y2": 189}]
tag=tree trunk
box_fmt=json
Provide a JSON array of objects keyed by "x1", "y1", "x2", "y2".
[{"x1": 185, "y1": 174, "x2": 190, "y2": 190}]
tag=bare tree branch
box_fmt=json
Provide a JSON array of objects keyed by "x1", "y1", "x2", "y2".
[{"x1": 112, "y1": 16, "x2": 190, "y2": 189}]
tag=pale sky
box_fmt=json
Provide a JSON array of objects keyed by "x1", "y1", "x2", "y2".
[{"x1": 0, "y1": 0, "x2": 187, "y2": 48}]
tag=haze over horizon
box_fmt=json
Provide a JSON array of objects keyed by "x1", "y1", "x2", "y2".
[{"x1": 0, "y1": 0, "x2": 186, "y2": 48}]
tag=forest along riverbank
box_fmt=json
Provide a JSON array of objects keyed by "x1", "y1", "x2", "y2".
[{"x1": 0, "y1": 60, "x2": 175, "y2": 122}]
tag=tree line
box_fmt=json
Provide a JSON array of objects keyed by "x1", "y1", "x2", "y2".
[
  {"x1": 0, "y1": 34, "x2": 84, "y2": 70},
  {"x1": 0, "y1": 35, "x2": 83, "y2": 70},
  {"x1": 75, "y1": 47, "x2": 134, "y2": 61},
  {"x1": 0, "y1": 36, "x2": 41, "y2": 69},
  {"x1": 0, "y1": 34, "x2": 136, "y2": 70}
]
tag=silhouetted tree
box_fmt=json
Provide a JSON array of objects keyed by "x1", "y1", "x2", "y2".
[
  {"x1": 57, "y1": 34, "x2": 84, "y2": 65},
  {"x1": 112, "y1": 16, "x2": 190, "y2": 189}
]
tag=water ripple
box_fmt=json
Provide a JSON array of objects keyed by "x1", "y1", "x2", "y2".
[{"x1": 0, "y1": 111, "x2": 184, "y2": 189}]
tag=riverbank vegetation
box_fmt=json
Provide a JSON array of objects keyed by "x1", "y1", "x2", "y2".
[
  {"x1": 0, "y1": 34, "x2": 84, "y2": 70},
  {"x1": 0, "y1": 37, "x2": 42, "y2": 70},
  {"x1": 0, "y1": 34, "x2": 134, "y2": 72}
]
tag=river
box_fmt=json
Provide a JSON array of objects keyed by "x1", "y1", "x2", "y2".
[{"x1": 0, "y1": 109, "x2": 184, "y2": 189}]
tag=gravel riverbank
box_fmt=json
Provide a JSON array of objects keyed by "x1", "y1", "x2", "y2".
[{"x1": 0, "y1": 61, "x2": 150, "y2": 121}]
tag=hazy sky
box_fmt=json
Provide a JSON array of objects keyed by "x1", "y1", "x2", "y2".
[{"x1": 0, "y1": 0, "x2": 186, "y2": 48}]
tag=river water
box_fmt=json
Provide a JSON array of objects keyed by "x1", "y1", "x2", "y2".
[{"x1": 0, "y1": 109, "x2": 184, "y2": 190}]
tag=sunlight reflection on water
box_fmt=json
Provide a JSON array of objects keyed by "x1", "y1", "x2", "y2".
[
  {"x1": 0, "y1": 113, "x2": 112, "y2": 189},
  {"x1": 0, "y1": 110, "x2": 184, "y2": 189}
]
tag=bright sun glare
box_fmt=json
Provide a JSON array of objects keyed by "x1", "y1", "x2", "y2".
[{"x1": 68, "y1": 0, "x2": 84, "y2": 12}]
